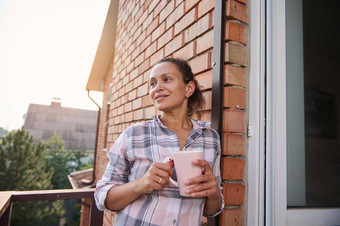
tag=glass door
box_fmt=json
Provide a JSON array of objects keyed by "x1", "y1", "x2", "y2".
[{"x1": 265, "y1": 0, "x2": 340, "y2": 225}]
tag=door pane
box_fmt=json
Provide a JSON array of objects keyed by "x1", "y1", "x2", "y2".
[{"x1": 287, "y1": 0, "x2": 340, "y2": 207}]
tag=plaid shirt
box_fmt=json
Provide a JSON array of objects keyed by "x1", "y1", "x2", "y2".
[{"x1": 95, "y1": 116, "x2": 224, "y2": 226}]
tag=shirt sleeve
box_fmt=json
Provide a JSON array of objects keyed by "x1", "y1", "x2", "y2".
[
  {"x1": 204, "y1": 130, "x2": 225, "y2": 217},
  {"x1": 94, "y1": 131, "x2": 131, "y2": 211}
]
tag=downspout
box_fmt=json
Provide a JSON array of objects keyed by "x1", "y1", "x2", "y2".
[
  {"x1": 87, "y1": 90, "x2": 101, "y2": 186},
  {"x1": 209, "y1": 0, "x2": 226, "y2": 225}
]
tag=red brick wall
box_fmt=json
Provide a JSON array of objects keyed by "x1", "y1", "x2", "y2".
[
  {"x1": 220, "y1": 1, "x2": 248, "y2": 225},
  {"x1": 94, "y1": 0, "x2": 248, "y2": 225}
]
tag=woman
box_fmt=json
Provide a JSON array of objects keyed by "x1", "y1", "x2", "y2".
[{"x1": 95, "y1": 58, "x2": 224, "y2": 225}]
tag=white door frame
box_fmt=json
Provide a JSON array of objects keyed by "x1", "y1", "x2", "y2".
[{"x1": 248, "y1": 0, "x2": 340, "y2": 225}]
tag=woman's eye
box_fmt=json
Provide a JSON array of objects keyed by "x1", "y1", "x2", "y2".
[
  {"x1": 150, "y1": 82, "x2": 156, "y2": 87},
  {"x1": 164, "y1": 78, "x2": 171, "y2": 82}
]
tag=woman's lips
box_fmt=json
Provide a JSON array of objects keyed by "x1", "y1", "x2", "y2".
[{"x1": 155, "y1": 95, "x2": 168, "y2": 101}]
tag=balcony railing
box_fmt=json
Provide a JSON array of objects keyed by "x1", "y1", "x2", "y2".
[{"x1": 0, "y1": 188, "x2": 103, "y2": 226}]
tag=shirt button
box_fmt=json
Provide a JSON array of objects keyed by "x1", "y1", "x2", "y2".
[{"x1": 172, "y1": 219, "x2": 176, "y2": 225}]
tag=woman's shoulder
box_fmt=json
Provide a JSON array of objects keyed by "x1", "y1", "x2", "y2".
[{"x1": 191, "y1": 118, "x2": 220, "y2": 138}]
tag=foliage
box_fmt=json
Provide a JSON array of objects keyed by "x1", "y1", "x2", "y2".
[
  {"x1": 0, "y1": 127, "x2": 64, "y2": 225},
  {"x1": 44, "y1": 133, "x2": 92, "y2": 189}
]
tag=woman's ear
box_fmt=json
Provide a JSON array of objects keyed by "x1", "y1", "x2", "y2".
[{"x1": 185, "y1": 81, "x2": 196, "y2": 98}]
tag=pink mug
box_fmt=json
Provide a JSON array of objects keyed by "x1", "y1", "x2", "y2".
[{"x1": 164, "y1": 150, "x2": 203, "y2": 197}]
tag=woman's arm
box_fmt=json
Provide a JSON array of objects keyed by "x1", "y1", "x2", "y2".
[{"x1": 104, "y1": 162, "x2": 173, "y2": 211}]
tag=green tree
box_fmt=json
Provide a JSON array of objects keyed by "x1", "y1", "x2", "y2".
[
  {"x1": 44, "y1": 133, "x2": 93, "y2": 225},
  {"x1": 0, "y1": 127, "x2": 64, "y2": 226},
  {"x1": 44, "y1": 133, "x2": 92, "y2": 189}
]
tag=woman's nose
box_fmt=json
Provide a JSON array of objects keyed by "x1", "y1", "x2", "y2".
[{"x1": 154, "y1": 81, "x2": 164, "y2": 91}]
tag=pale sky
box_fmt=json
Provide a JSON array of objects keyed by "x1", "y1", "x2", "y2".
[{"x1": 0, "y1": 0, "x2": 109, "y2": 131}]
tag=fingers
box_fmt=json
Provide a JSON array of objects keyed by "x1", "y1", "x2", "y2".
[
  {"x1": 192, "y1": 159, "x2": 213, "y2": 175},
  {"x1": 184, "y1": 160, "x2": 220, "y2": 198},
  {"x1": 141, "y1": 163, "x2": 173, "y2": 193},
  {"x1": 184, "y1": 176, "x2": 219, "y2": 195}
]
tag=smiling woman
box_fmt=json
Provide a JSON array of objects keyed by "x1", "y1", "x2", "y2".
[
  {"x1": 0, "y1": 0, "x2": 110, "y2": 131},
  {"x1": 95, "y1": 58, "x2": 224, "y2": 226}
]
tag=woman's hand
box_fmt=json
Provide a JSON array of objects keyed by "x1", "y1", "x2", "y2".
[
  {"x1": 136, "y1": 162, "x2": 173, "y2": 194},
  {"x1": 184, "y1": 160, "x2": 220, "y2": 199}
]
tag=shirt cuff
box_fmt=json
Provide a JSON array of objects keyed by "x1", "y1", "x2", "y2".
[
  {"x1": 95, "y1": 184, "x2": 115, "y2": 211},
  {"x1": 203, "y1": 190, "x2": 225, "y2": 217}
]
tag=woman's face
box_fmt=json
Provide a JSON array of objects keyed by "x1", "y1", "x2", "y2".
[{"x1": 149, "y1": 62, "x2": 194, "y2": 113}]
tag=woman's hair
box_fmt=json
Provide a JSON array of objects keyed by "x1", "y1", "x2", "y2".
[{"x1": 155, "y1": 58, "x2": 206, "y2": 116}]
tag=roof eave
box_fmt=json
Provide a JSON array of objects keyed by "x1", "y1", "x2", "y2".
[{"x1": 86, "y1": 0, "x2": 118, "y2": 92}]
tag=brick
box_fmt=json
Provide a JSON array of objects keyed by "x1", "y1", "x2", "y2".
[
  {"x1": 138, "y1": 10, "x2": 148, "y2": 27},
  {"x1": 132, "y1": 97, "x2": 142, "y2": 110},
  {"x1": 130, "y1": 67, "x2": 139, "y2": 80},
  {"x1": 144, "y1": 106, "x2": 156, "y2": 119},
  {"x1": 221, "y1": 157, "x2": 245, "y2": 180},
  {"x1": 143, "y1": 68, "x2": 153, "y2": 83},
  {"x1": 198, "y1": 0, "x2": 214, "y2": 18},
  {"x1": 195, "y1": 70, "x2": 212, "y2": 90},
  {"x1": 148, "y1": 0, "x2": 158, "y2": 13},
  {"x1": 223, "y1": 183, "x2": 245, "y2": 205},
  {"x1": 185, "y1": 0, "x2": 199, "y2": 12},
  {"x1": 173, "y1": 42, "x2": 194, "y2": 59},
  {"x1": 222, "y1": 109, "x2": 246, "y2": 133},
  {"x1": 225, "y1": 42, "x2": 248, "y2": 66},
  {"x1": 222, "y1": 133, "x2": 246, "y2": 156},
  {"x1": 136, "y1": 30, "x2": 146, "y2": 46},
  {"x1": 154, "y1": 0, "x2": 168, "y2": 17},
  {"x1": 174, "y1": 8, "x2": 196, "y2": 35},
  {"x1": 135, "y1": 52, "x2": 145, "y2": 67},
  {"x1": 147, "y1": 16, "x2": 159, "y2": 37},
  {"x1": 189, "y1": 52, "x2": 211, "y2": 74},
  {"x1": 226, "y1": 21, "x2": 248, "y2": 45},
  {"x1": 133, "y1": 76, "x2": 143, "y2": 89},
  {"x1": 128, "y1": 89, "x2": 137, "y2": 101},
  {"x1": 143, "y1": 0, "x2": 153, "y2": 11},
  {"x1": 151, "y1": 22, "x2": 166, "y2": 42},
  {"x1": 133, "y1": 108, "x2": 144, "y2": 120},
  {"x1": 142, "y1": 95, "x2": 153, "y2": 107},
  {"x1": 131, "y1": 3, "x2": 140, "y2": 18},
  {"x1": 159, "y1": 0, "x2": 175, "y2": 23},
  {"x1": 145, "y1": 41, "x2": 157, "y2": 59},
  {"x1": 131, "y1": 46, "x2": 140, "y2": 61},
  {"x1": 125, "y1": 111, "x2": 133, "y2": 122},
  {"x1": 223, "y1": 87, "x2": 246, "y2": 109},
  {"x1": 164, "y1": 34, "x2": 183, "y2": 56},
  {"x1": 124, "y1": 101, "x2": 132, "y2": 112},
  {"x1": 220, "y1": 208, "x2": 243, "y2": 226},
  {"x1": 138, "y1": 58, "x2": 150, "y2": 74},
  {"x1": 137, "y1": 83, "x2": 148, "y2": 97},
  {"x1": 133, "y1": 26, "x2": 142, "y2": 43},
  {"x1": 202, "y1": 90, "x2": 212, "y2": 110},
  {"x1": 196, "y1": 29, "x2": 214, "y2": 54},
  {"x1": 226, "y1": 0, "x2": 248, "y2": 24},
  {"x1": 184, "y1": 13, "x2": 210, "y2": 43},
  {"x1": 158, "y1": 27, "x2": 173, "y2": 49},
  {"x1": 224, "y1": 65, "x2": 246, "y2": 87},
  {"x1": 150, "y1": 48, "x2": 164, "y2": 66},
  {"x1": 166, "y1": 2, "x2": 184, "y2": 30},
  {"x1": 176, "y1": 0, "x2": 184, "y2": 7},
  {"x1": 140, "y1": 35, "x2": 151, "y2": 52}
]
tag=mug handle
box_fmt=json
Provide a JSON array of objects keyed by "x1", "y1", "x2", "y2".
[{"x1": 163, "y1": 156, "x2": 178, "y2": 187}]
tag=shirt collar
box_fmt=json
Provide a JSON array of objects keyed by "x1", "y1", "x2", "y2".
[{"x1": 152, "y1": 115, "x2": 210, "y2": 130}]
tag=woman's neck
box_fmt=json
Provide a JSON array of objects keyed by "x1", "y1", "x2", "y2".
[{"x1": 159, "y1": 112, "x2": 192, "y2": 132}]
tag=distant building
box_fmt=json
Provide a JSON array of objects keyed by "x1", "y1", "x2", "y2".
[
  {"x1": 0, "y1": 127, "x2": 8, "y2": 138},
  {"x1": 24, "y1": 100, "x2": 98, "y2": 151}
]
